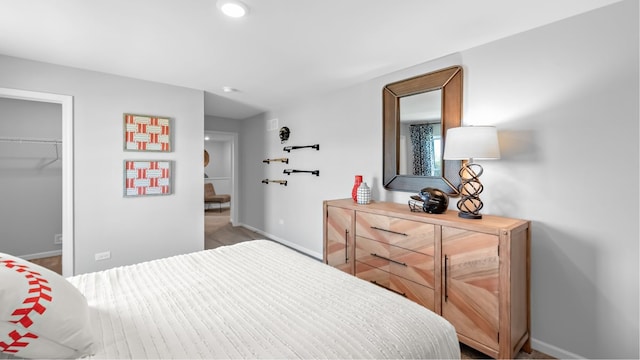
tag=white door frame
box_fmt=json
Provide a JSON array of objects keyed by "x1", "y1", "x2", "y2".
[
  {"x1": 0, "y1": 88, "x2": 74, "y2": 276},
  {"x1": 204, "y1": 130, "x2": 238, "y2": 224}
]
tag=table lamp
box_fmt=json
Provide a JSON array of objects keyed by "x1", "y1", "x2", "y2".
[{"x1": 443, "y1": 126, "x2": 500, "y2": 219}]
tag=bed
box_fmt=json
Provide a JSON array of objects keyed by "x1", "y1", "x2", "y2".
[{"x1": 1, "y1": 240, "x2": 460, "y2": 359}]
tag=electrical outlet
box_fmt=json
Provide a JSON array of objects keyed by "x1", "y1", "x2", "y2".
[
  {"x1": 54, "y1": 234, "x2": 62, "y2": 245},
  {"x1": 94, "y1": 251, "x2": 111, "y2": 261},
  {"x1": 268, "y1": 118, "x2": 278, "y2": 131}
]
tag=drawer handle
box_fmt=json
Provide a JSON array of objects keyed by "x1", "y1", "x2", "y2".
[
  {"x1": 444, "y1": 255, "x2": 449, "y2": 302},
  {"x1": 344, "y1": 229, "x2": 349, "y2": 262},
  {"x1": 371, "y1": 253, "x2": 407, "y2": 267},
  {"x1": 370, "y1": 226, "x2": 408, "y2": 237},
  {"x1": 370, "y1": 280, "x2": 407, "y2": 297}
]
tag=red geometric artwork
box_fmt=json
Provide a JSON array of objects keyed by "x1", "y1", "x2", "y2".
[
  {"x1": 124, "y1": 114, "x2": 171, "y2": 152},
  {"x1": 124, "y1": 160, "x2": 172, "y2": 197}
]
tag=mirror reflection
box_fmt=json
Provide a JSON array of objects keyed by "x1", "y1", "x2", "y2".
[{"x1": 398, "y1": 90, "x2": 442, "y2": 177}]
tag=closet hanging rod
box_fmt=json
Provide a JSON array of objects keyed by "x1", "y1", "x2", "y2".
[{"x1": 0, "y1": 137, "x2": 62, "y2": 145}]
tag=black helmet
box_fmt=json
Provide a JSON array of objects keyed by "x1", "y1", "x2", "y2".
[
  {"x1": 279, "y1": 126, "x2": 290, "y2": 143},
  {"x1": 418, "y1": 187, "x2": 449, "y2": 214}
]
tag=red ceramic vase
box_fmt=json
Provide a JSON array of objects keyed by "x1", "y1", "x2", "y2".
[{"x1": 352, "y1": 175, "x2": 363, "y2": 202}]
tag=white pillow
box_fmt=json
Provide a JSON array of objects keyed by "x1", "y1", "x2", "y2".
[{"x1": 0, "y1": 253, "x2": 94, "y2": 359}]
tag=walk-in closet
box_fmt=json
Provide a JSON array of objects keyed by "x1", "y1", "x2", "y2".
[{"x1": 0, "y1": 97, "x2": 62, "y2": 273}]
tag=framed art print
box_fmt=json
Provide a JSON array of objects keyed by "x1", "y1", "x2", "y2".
[
  {"x1": 124, "y1": 160, "x2": 172, "y2": 197},
  {"x1": 124, "y1": 113, "x2": 171, "y2": 151}
]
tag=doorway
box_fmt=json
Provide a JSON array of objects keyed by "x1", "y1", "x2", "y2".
[
  {"x1": 203, "y1": 130, "x2": 238, "y2": 250},
  {"x1": 0, "y1": 88, "x2": 74, "y2": 276},
  {"x1": 204, "y1": 131, "x2": 238, "y2": 224}
]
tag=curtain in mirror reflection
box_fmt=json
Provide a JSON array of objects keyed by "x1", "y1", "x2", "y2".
[
  {"x1": 410, "y1": 124, "x2": 435, "y2": 176},
  {"x1": 400, "y1": 123, "x2": 442, "y2": 176}
]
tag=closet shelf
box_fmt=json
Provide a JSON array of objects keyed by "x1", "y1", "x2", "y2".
[
  {"x1": 0, "y1": 136, "x2": 62, "y2": 145},
  {"x1": 0, "y1": 137, "x2": 62, "y2": 167}
]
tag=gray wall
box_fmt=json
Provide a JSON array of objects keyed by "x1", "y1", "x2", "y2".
[
  {"x1": 0, "y1": 98, "x2": 62, "y2": 258},
  {"x1": 0, "y1": 55, "x2": 205, "y2": 274},
  {"x1": 205, "y1": 115, "x2": 242, "y2": 133},
  {"x1": 237, "y1": 2, "x2": 638, "y2": 358},
  {"x1": 0, "y1": 1, "x2": 635, "y2": 358},
  {"x1": 205, "y1": 140, "x2": 231, "y2": 180}
]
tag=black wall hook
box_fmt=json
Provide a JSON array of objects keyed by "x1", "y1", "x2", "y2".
[
  {"x1": 262, "y1": 158, "x2": 289, "y2": 164},
  {"x1": 283, "y1": 169, "x2": 320, "y2": 176},
  {"x1": 283, "y1": 144, "x2": 319, "y2": 153},
  {"x1": 262, "y1": 179, "x2": 288, "y2": 186}
]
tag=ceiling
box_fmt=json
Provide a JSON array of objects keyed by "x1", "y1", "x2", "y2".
[{"x1": 0, "y1": 0, "x2": 622, "y2": 119}]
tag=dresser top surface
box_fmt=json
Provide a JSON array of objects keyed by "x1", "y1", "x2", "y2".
[{"x1": 325, "y1": 198, "x2": 529, "y2": 234}]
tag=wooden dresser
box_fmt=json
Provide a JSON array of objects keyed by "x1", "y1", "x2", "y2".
[{"x1": 323, "y1": 198, "x2": 531, "y2": 359}]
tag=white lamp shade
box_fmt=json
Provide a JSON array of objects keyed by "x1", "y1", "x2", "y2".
[{"x1": 443, "y1": 126, "x2": 501, "y2": 160}]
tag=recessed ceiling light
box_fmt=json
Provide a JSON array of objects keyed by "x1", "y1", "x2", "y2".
[
  {"x1": 217, "y1": 0, "x2": 248, "y2": 18},
  {"x1": 204, "y1": 136, "x2": 211, "y2": 141},
  {"x1": 222, "y1": 86, "x2": 238, "y2": 93}
]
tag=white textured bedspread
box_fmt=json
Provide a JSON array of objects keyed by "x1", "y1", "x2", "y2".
[{"x1": 68, "y1": 240, "x2": 460, "y2": 359}]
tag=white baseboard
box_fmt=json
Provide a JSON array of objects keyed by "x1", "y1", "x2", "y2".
[
  {"x1": 19, "y1": 250, "x2": 62, "y2": 261},
  {"x1": 237, "y1": 223, "x2": 323, "y2": 260},
  {"x1": 531, "y1": 337, "x2": 583, "y2": 359}
]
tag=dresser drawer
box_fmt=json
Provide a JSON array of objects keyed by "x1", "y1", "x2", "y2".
[
  {"x1": 355, "y1": 236, "x2": 435, "y2": 288},
  {"x1": 355, "y1": 212, "x2": 434, "y2": 254},
  {"x1": 356, "y1": 262, "x2": 435, "y2": 311}
]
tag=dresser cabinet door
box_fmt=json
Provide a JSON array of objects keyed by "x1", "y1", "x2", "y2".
[
  {"x1": 325, "y1": 206, "x2": 354, "y2": 274},
  {"x1": 442, "y1": 226, "x2": 500, "y2": 351}
]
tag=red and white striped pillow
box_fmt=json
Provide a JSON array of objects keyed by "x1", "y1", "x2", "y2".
[{"x1": 0, "y1": 253, "x2": 94, "y2": 359}]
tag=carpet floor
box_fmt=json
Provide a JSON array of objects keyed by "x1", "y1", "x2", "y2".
[
  {"x1": 204, "y1": 208, "x2": 266, "y2": 249},
  {"x1": 460, "y1": 343, "x2": 554, "y2": 359},
  {"x1": 29, "y1": 254, "x2": 62, "y2": 275}
]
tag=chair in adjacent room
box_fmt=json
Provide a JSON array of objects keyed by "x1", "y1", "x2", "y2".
[{"x1": 204, "y1": 183, "x2": 231, "y2": 212}]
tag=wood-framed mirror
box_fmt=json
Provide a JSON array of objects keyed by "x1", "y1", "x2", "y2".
[{"x1": 383, "y1": 66, "x2": 463, "y2": 194}]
